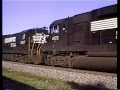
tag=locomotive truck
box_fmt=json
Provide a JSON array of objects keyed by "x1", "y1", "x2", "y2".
[{"x1": 2, "y1": 4, "x2": 117, "y2": 73}]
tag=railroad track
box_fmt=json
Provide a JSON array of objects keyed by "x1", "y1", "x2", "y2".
[
  {"x1": 2, "y1": 60, "x2": 116, "y2": 76},
  {"x1": 2, "y1": 60, "x2": 117, "y2": 89}
]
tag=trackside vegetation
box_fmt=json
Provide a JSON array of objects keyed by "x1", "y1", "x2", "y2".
[{"x1": 2, "y1": 68, "x2": 70, "y2": 89}]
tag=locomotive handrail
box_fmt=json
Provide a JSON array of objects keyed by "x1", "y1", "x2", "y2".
[
  {"x1": 28, "y1": 37, "x2": 31, "y2": 53},
  {"x1": 37, "y1": 43, "x2": 41, "y2": 55},
  {"x1": 31, "y1": 40, "x2": 35, "y2": 55},
  {"x1": 38, "y1": 46, "x2": 42, "y2": 55}
]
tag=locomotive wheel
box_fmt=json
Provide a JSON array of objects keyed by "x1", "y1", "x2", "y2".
[
  {"x1": 33, "y1": 55, "x2": 42, "y2": 65},
  {"x1": 43, "y1": 57, "x2": 47, "y2": 65},
  {"x1": 24, "y1": 55, "x2": 29, "y2": 64},
  {"x1": 9, "y1": 54, "x2": 15, "y2": 61},
  {"x1": 13, "y1": 54, "x2": 19, "y2": 62},
  {"x1": 60, "y1": 56, "x2": 68, "y2": 67},
  {"x1": 27, "y1": 54, "x2": 34, "y2": 64},
  {"x1": 33, "y1": 58, "x2": 41, "y2": 65},
  {"x1": 52, "y1": 58, "x2": 56, "y2": 66},
  {"x1": 13, "y1": 54, "x2": 17, "y2": 62},
  {"x1": 50, "y1": 57, "x2": 57, "y2": 66},
  {"x1": 45, "y1": 55, "x2": 52, "y2": 66},
  {"x1": 66, "y1": 56, "x2": 73, "y2": 68},
  {"x1": 17, "y1": 55, "x2": 23, "y2": 63},
  {"x1": 18, "y1": 54, "x2": 25, "y2": 63},
  {"x1": 20, "y1": 55, "x2": 24, "y2": 63}
]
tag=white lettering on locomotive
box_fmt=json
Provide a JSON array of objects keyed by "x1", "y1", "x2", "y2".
[
  {"x1": 11, "y1": 43, "x2": 17, "y2": 47},
  {"x1": 20, "y1": 41, "x2": 25, "y2": 45},
  {"x1": 4, "y1": 37, "x2": 16, "y2": 43},
  {"x1": 116, "y1": 31, "x2": 117, "y2": 39},
  {"x1": 91, "y1": 17, "x2": 117, "y2": 31},
  {"x1": 33, "y1": 33, "x2": 49, "y2": 43}
]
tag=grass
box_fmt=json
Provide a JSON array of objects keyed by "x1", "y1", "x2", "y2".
[{"x1": 2, "y1": 68, "x2": 70, "y2": 90}]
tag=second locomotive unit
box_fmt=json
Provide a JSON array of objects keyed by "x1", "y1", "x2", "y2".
[{"x1": 3, "y1": 4, "x2": 117, "y2": 73}]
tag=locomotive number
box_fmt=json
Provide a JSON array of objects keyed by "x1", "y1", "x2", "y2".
[{"x1": 52, "y1": 36, "x2": 59, "y2": 41}]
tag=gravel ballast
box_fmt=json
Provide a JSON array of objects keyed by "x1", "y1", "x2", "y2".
[{"x1": 2, "y1": 61, "x2": 117, "y2": 89}]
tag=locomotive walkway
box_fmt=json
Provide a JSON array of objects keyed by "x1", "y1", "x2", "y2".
[{"x1": 2, "y1": 61, "x2": 117, "y2": 89}]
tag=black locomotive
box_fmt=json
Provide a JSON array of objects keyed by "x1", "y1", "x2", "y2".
[{"x1": 2, "y1": 4, "x2": 117, "y2": 73}]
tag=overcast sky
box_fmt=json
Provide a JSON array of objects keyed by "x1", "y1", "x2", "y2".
[{"x1": 2, "y1": 0, "x2": 117, "y2": 35}]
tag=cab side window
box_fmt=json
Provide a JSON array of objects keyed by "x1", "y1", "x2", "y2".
[{"x1": 51, "y1": 25, "x2": 59, "y2": 34}]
